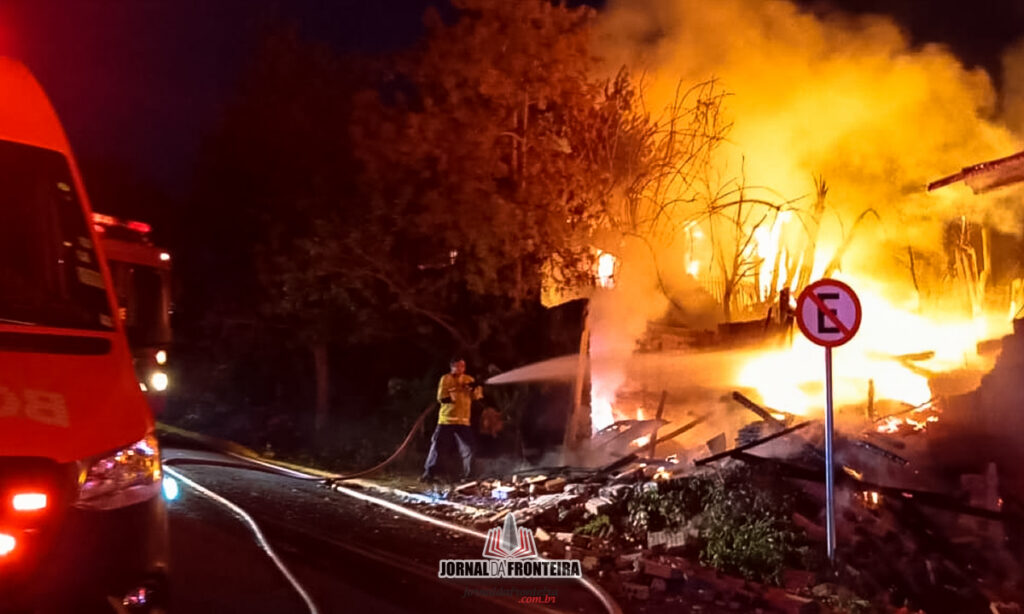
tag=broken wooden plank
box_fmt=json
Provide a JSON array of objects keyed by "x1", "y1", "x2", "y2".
[
  {"x1": 646, "y1": 390, "x2": 668, "y2": 459},
  {"x1": 694, "y1": 421, "x2": 811, "y2": 466},
  {"x1": 732, "y1": 452, "x2": 1017, "y2": 522},
  {"x1": 706, "y1": 432, "x2": 727, "y2": 455},
  {"x1": 652, "y1": 414, "x2": 707, "y2": 446},
  {"x1": 731, "y1": 391, "x2": 786, "y2": 428},
  {"x1": 594, "y1": 414, "x2": 708, "y2": 476},
  {"x1": 454, "y1": 480, "x2": 479, "y2": 494},
  {"x1": 850, "y1": 439, "x2": 909, "y2": 465}
]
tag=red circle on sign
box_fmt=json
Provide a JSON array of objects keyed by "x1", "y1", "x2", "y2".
[{"x1": 795, "y1": 279, "x2": 861, "y2": 347}]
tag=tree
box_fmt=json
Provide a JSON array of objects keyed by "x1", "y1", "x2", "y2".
[{"x1": 343, "y1": 0, "x2": 623, "y2": 352}]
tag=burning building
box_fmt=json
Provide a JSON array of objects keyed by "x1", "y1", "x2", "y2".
[{"x1": 533, "y1": 0, "x2": 1024, "y2": 463}]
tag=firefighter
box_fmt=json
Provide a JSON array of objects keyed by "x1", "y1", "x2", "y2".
[{"x1": 421, "y1": 357, "x2": 483, "y2": 483}]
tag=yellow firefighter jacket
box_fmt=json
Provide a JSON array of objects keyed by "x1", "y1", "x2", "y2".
[{"x1": 437, "y1": 373, "x2": 482, "y2": 426}]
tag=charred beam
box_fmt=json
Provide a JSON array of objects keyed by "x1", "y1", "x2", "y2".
[
  {"x1": 694, "y1": 421, "x2": 811, "y2": 466},
  {"x1": 646, "y1": 390, "x2": 668, "y2": 459},
  {"x1": 731, "y1": 453, "x2": 1014, "y2": 522},
  {"x1": 730, "y1": 391, "x2": 786, "y2": 428},
  {"x1": 594, "y1": 414, "x2": 708, "y2": 476},
  {"x1": 850, "y1": 438, "x2": 909, "y2": 466}
]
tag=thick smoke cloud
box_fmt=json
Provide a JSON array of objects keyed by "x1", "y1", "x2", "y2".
[
  {"x1": 597, "y1": 0, "x2": 1021, "y2": 298},
  {"x1": 580, "y1": 0, "x2": 1024, "y2": 429}
]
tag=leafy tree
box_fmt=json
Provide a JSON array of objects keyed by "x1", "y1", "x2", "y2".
[{"x1": 343, "y1": 0, "x2": 625, "y2": 350}]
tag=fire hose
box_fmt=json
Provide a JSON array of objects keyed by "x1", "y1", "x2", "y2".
[
  {"x1": 161, "y1": 402, "x2": 623, "y2": 614},
  {"x1": 163, "y1": 402, "x2": 437, "y2": 482}
]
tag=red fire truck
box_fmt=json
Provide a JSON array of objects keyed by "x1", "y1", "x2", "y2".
[
  {"x1": 91, "y1": 213, "x2": 172, "y2": 416},
  {"x1": 0, "y1": 58, "x2": 168, "y2": 611}
]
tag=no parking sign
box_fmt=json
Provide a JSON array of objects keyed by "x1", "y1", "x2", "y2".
[
  {"x1": 795, "y1": 278, "x2": 862, "y2": 565},
  {"x1": 796, "y1": 279, "x2": 862, "y2": 347}
]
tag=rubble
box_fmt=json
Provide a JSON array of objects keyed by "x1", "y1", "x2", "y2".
[
  {"x1": 391, "y1": 378, "x2": 1024, "y2": 614},
  {"x1": 585, "y1": 496, "x2": 613, "y2": 515}
]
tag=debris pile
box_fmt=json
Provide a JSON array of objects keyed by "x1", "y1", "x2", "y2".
[{"x1": 396, "y1": 384, "x2": 1024, "y2": 613}]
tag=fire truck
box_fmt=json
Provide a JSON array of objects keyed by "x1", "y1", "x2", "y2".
[
  {"x1": 92, "y1": 213, "x2": 172, "y2": 416},
  {"x1": 0, "y1": 57, "x2": 168, "y2": 611}
]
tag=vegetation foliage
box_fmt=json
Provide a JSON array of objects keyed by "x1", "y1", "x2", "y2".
[{"x1": 625, "y1": 466, "x2": 807, "y2": 586}]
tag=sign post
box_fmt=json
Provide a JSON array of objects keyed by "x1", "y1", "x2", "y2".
[{"x1": 795, "y1": 279, "x2": 862, "y2": 565}]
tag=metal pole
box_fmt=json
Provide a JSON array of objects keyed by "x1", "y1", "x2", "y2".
[{"x1": 824, "y1": 346, "x2": 836, "y2": 565}]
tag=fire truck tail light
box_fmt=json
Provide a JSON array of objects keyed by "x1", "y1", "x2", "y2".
[
  {"x1": 12, "y1": 493, "x2": 47, "y2": 512},
  {"x1": 0, "y1": 534, "x2": 14, "y2": 556},
  {"x1": 126, "y1": 220, "x2": 151, "y2": 234},
  {"x1": 91, "y1": 212, "x2": 152, "y2": 235},
  {"x1": 92, "y1": 213, "x2": 116, "y2": 226}
]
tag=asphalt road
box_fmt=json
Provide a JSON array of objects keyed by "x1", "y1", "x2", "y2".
[{"x1": 161, "y1": 443, "x2": 607, "y2": 614}]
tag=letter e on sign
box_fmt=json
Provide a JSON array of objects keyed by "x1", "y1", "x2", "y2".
[{"x1": 796, "y1": 279, "x2": 861, "y2": 347}]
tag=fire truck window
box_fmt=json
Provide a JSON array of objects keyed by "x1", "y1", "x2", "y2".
[
  {"x1": 0, "y1": 139, "x2": 112, "y2": 330},
  {"x1": 126, "y1": 266, "x2": 166, "y2": 347}
]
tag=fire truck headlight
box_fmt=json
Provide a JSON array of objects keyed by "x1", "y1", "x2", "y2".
[
  {"x1": 155, "y1": 350, "x2": 167, "y2": 365},
  {"x1": 150, "y1": 371, "x2": 168, "y2": 392},
  {"x1": 75, "y1": 435, "x2": 162, "y2": 511}
]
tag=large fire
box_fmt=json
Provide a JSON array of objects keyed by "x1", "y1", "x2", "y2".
[
  {"x1": 735, "y1": 279, "x2": 1004, "y2": 416},
  {"x1": 582, "y1": 0, "x2": 1022, "y2": 437}
]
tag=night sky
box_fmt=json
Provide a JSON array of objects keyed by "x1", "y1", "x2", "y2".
[{"x1": 1, "y1": 0, "x2": 1022, "y2": 201}]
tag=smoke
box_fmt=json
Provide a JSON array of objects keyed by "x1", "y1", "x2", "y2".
[
  {"x1": 560, "y1": 0, "x2": 1024, "y2": 431},
  {"x1": 1002, "y1": 38, "x2": 1024, "y2": 137},
  {"x1": 595, "y1": 0, "x2": 1022, "y2": 297},
  {"x1": 589, "y1": 236, "x2": 670, "y2": 429}
]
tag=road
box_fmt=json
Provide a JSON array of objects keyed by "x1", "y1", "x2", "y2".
[{"x1": 161, "y1": 441, "x2": 609, "y2": 614}]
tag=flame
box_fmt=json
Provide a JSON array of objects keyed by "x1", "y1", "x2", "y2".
[
  {"x1": 591, "y1": 393, "x2": 615, "y2": 432},
  {"x1": 753, "y1": 211, "x2": 792, "y2": 300},
  {"x1": 633, "y1": 408, "x2": 651, "y2": 447},
  {"x1": 579, "y1": 0, "x2": 1022, "y2": 441},
  {"x1": 736, "y1": 277, "x2": 1005, "y2": 418},
  {"x1": 596, "y1": 251, "x2": 616, "y2": 288}
]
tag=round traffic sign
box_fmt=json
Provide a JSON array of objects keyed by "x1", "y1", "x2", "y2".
[{"x1": 795, "y1": 279, "x2": 861, "y2": 347}]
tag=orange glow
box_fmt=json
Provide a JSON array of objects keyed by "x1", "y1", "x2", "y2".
[
  {"x1": 596, "y1": 251, "x2": 616, "y2": 288},
  {"x1": 12, "y1": 493, "x2": 47, "y2": 512},
  {"x1": 633, "y1": 408, "x2": 651, "y2": 447},
  {"x1": 737, "y1": 277, "x2": 1004, "y2": 419}
]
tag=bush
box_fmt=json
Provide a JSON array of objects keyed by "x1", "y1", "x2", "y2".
[
  {"x1": 575, "y1": 514, "x2": 612, "y2": 537},
  {"x1": 626, "y1": 479, "x2": 707, "y2": 535},
  {"x1": 624, "y1": 466, "x2": 807, "y2": 586},
  {"x1": 697, "y1": 465, "x2": 806, "y2": 585}
]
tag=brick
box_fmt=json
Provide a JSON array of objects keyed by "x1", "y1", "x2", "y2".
[
  {"x1": 585, "y1": 496, "x2": 613, "y2": 515},
  {"x1": 647, "y1": 529, "x2": 688, "y2": 549},
  {"x1": 541, "y1": 477, "x2": 566, "y2": 492},
  {"x1": 643, "y1": 557, "x2": 684, "y2": 580},
  {"x1": 616, "y1": 551, "x2": 643, "y2": 570}
]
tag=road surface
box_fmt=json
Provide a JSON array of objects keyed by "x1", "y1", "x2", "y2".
[{"x1": 161, "y1": 441, "x2": 608, "y2": 614}]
